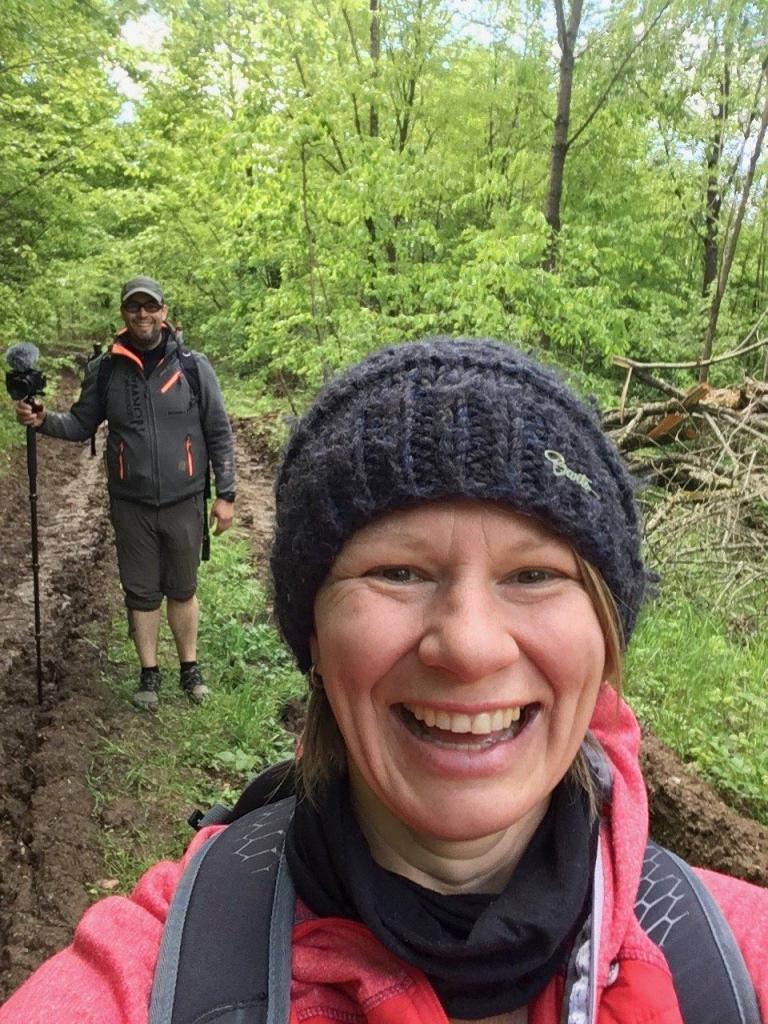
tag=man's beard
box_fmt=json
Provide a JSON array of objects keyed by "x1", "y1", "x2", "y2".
[{"x1": 129, "y1": 325, "x2": 163, "y2": 349}]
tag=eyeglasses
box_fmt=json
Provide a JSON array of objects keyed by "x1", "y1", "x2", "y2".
[{"x1": 122, "y1": 300, "x2": 162, "y2": 314}]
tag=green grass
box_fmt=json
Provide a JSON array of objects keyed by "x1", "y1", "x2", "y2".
[
  {"x1": 0, "y1": 401, "x2": 24, "y2": 476},
  {"x1": 89, "y1": 533, "x2": 305, "y2": 887},
  {"x1": 218, "y1": 372, "x2": 296, "y2": 453},
  {"x1": 626, "y1": 593, "x2": 768, "y2": 825}
]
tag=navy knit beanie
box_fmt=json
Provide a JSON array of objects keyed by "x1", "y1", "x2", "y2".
[{"x1": 271, "y1": 337, "x2": 651, "y2": 672}]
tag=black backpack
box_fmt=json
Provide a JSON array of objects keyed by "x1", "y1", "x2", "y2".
[
  {"x1": 93, "y1": 329, "x2": 212, "y2": 560},
  {"x1": 148, "y1": 763, "x2": 761, "y2": 1024}
]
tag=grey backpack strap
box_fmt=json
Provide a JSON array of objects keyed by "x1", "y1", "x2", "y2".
[
  {"x1": 149, "y1": 796, "x2": 296, "y2": 1024},
  {"x1": 636, "y1": 841, "x2": 760, "y2": 1024}
]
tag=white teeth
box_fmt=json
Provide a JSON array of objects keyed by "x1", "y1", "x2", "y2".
[
  {"x1": 405, "y1": 703, "x2": 524, "y2": 735},
  {"x1": 435, "y1": 710, "x2": 452, "y2": 730},
  {"x1": 471, "y1": 713, "x2": 492, "y2": 735},
  {"x1": 502, "y1": 707, "x2": 521, "y2": 728}
]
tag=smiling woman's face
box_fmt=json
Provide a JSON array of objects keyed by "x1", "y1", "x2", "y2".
[{"x1": 309, "y1": 499, "x2": 607, "y2": 844}]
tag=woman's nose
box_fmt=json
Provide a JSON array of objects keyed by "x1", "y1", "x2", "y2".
[{"x1": 417, "y1": 580, "x2": 520, "y2": 682}]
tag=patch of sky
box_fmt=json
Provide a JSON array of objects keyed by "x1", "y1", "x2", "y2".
[
  {"x1": 445, "y1": 0, "x2": 495, "y2": 46},
  {"x1": 122, "y1": 10, "x2": 169, "y2": 52},
  {"x1": 109, "y1": 9, "x2": 169, "y2": 122},
  {"x1": 441, "y1": 0, "x2": 556, "y2": 53}
]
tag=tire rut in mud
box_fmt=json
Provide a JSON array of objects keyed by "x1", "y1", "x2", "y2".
[
  {"x1": 0, "y1": 414, "x2": 281, "y2": 999},
  {"x1": 0, "y1": 428, "x2": 120, "y2": 999}
]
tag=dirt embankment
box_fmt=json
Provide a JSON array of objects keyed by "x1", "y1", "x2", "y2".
[
  {"x1": 0, "y1": 414, "x2": 766, "y2": 1001},
  {"x1": 0, "y1": 425, "x2": 119, "y2": 996},
  {"x1": 641, "y1": 734, "x2": 768, "y2": 885}
]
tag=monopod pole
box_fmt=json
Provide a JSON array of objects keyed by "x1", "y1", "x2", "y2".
[
  {"x1": 89, "y1": 342, "x2": 101, "y2": 457},
  {"x1": 26, "y1": 424, "x2": 43, "y2": 704}
]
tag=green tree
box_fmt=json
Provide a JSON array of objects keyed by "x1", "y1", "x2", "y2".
[{"x1": 0, "y1": 0, "x2": 136, "y2": 344}]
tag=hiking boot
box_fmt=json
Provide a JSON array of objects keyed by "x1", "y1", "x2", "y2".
[
  {"x1": 131, "y1": 667, "x2": 160, "y2": 710},
  {"x1": 180, "y1": 664, "x2": 209, "y2": 704}
]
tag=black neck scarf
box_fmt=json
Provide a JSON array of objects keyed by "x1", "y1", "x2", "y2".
[{"x1": 285, "y1": 776, "x2": 597, "y2": 1020}]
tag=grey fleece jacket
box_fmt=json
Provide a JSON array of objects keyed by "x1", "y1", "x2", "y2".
[{"x1": 39, "y1": 334, "x2": 235, "y2": 507}]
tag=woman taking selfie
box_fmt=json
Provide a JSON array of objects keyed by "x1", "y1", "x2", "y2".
[{"x1": 1, "y1": 337, "x2": 766, "y2": 1024}]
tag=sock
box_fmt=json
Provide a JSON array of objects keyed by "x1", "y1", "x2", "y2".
[
  {"x1": 180, "y1": 660, "x2": 198, "y2": 672},
  {"x1": 142, "y1": 665, "x2": 159, "y2": 673}
]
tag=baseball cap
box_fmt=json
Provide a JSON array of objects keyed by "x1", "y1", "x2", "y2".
[{"x1": 120, "y1": 276, "x2": 164, "y2": 306}]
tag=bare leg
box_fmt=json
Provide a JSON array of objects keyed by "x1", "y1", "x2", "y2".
[
  {"x1": 131, "y1": 608, "x2": 162, "y2": 667},
  {"x1": 167, "y1": 595, "x2": 199, "y2": 663}
]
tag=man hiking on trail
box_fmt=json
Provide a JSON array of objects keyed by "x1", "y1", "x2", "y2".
[{"x1": 15, "y1": 276, "x2": 236, "y2": 710}]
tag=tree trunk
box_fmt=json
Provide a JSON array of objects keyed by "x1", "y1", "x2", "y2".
[
  {"x1": 702, "y1": 66, "x2": 730, "y2": 298},
  {"x1": 543, "y1": 0, "x2": 583, "y2": 272},
  {"x1": 369, "y1": 0, "x2": 380, "y2": 139},
  {"x1": 700, "y1": 89, "x2": 768, "y2": 381},
  {"x1": 299, "y1": 144, "x2": 324, "y2": 343},
  {"x1": 755, "y1": 206, "x2": 767, "y2": 309},
  {"x1": 370, "y1": 0, "x2": 397, "y2": 268}
]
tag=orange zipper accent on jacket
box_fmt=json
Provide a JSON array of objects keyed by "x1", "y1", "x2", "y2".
[
  {"x1": 160, "y1": 369, "x2": 182, "y2": 394},
  {"x1": 185, "y1": 435, "x2": 194, "y2": 477},
  {"x1": 117, "y1": 440, "x2": 125, "y2": 480}
]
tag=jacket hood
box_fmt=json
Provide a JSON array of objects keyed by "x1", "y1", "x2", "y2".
[{"x1": 588, "y1": 684, "x2": 651, "y2": 988}]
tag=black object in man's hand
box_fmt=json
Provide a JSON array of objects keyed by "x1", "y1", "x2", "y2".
[{"x1": 5, "y1": 343, "x2": 46, "y2": 409}]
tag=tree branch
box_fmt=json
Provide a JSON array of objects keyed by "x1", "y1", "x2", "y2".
[
  {"x1": 568, "y1": 0, "x2": 672, "y2": 149},
  {"x1": 340, "y1": 4, "x2": 363, "y2": 65},
  {"x1": 614, "y1": 312, "x2": 768, "y2": 371}
]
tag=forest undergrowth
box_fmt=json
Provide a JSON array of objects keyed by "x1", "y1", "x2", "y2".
[{"x1": 627, "y1": 593, "x2": 768, "y2": 824}]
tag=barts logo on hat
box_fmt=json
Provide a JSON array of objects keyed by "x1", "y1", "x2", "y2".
[{"x1": 544, "y1": 450, "x2": 598, "y2": 498}]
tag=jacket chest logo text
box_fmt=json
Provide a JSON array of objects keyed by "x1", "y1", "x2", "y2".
[{"x1": 125, "y1": 375, "x2": 144, "y2": 426}]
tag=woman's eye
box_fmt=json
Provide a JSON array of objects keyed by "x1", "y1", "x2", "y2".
[
  {"x1": 507, "y1": 569, "x2": 553, "y2": 585},
  {"x1": 368, "y1": 566, "x2": 418, "y2": 583}
]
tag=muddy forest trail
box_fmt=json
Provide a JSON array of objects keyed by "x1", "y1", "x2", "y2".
[{"x1": 1, "y1": 403, "x2": 767, "y2": 1001}]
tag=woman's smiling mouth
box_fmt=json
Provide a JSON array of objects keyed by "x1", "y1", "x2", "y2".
[{"x1": 398, "y1": 702, "x2": 539, "y2": 749}]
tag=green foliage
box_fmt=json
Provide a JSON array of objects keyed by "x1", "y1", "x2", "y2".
[
  {"x1": 0, "y1": 0, "x2": 138, "y2": 347},
  {"x1": 3, "y1": 0, "x2": 765, "y2": 389},
  {"x1": 627, "y1": 595, "x2": 768, "y2": 825},
  {"x1": 0, "y1": 402, "x2": 22, "y2": 476}
]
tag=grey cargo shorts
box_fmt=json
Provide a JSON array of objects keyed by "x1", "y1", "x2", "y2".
[{"x1": 110, "y1": 494, "x2": 204, "y2": 611}]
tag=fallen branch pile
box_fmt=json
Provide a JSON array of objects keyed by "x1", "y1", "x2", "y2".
[{"x1": 604, "y1": 329, "x2": 768, "y2": 612}]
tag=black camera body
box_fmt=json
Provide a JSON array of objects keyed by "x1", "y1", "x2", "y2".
[{"x1": 5, "y1": 367, "x2": 47, "y2": 403}]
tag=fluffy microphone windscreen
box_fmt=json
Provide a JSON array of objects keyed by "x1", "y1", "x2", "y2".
[{"x1": 5, "y1": 343, "x2": 40, "y2": 371}]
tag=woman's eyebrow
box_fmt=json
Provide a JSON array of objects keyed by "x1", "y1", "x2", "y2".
[
  {"x1": 346, "y1": 534, "x2": 427, "y2": 556},
  {"x1": 350, "y1": 529, "x2": 560, "y2": 557}
]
